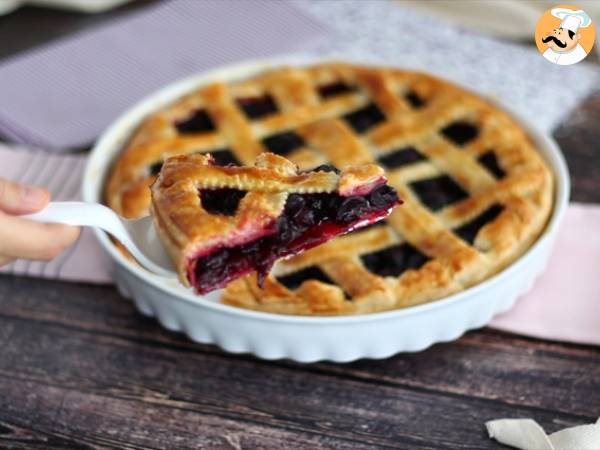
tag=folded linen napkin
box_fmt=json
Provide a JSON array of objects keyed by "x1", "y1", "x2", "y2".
[
  {"x1": 487, "y1": 418, "x2": 600, "y2": 450},
  {"x1": 1, "y1": 145, "x2": 599, "y2": 345}
]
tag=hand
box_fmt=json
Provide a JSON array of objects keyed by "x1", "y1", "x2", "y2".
[{"x1": 0, "y1": 178, "x2": 80, "y2": 267}]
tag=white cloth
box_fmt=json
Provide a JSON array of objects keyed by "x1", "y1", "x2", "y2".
[
  {"x1": 543, "y1": 43, "x2": 588, "y2": 65},
  {"x1": 400, "y1": 0, "x2": 600, "y2": 57},
  {"x1": 299, "y1": 1, "x2": 599, "y2": 135},
  {"x1": 487, "y1": 418, "x2": 600, "y2": 450},
  {"x1": 552, "y1": 7, "x2": 592, "y2": 33},
  {"x1": 559, "y1": 14, "x2": 584, "y2": 33}
]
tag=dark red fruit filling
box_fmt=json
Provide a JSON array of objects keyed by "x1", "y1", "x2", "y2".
[
  {"x1": 200, "y1": 188, "x2": 247, "y2": 216},
  {"x1": 405, "y1": 90, "x2": 425, "y2": 108},
  {"x1": 210, "y1": 149, "x2": 241, "y2": 167},
  {"x1": 343, "y1": 103, "x2": 386, "y2": 133},
  {"x1": 377, "y1": 147, "x2": 426, "y2": 170},
  {"x1": 453, "y1": 204, "x2": 503, "y2": 245},
  {"x1": 410, "y1": 175, "x2": 468, "y2": 211},
  {"x1": 308, "y1": 164, "x2": 340, "y2": 174},
  {"x1": 262, "y1": 131, "x2": 305, "y2": 156},
  {"x1": 276, "y1": 265, "x2": 351, "y2": 299},
  {"x1": 236, "y1": 95, "x2": 278, "y2": 119},
  {"x1": 150, "y1": 161, "x2": 164, "y2": 176},
  {"x1": 441, "y1": 121, "x2": 479, "y2": 146},
  {"x1": 478, "y1": 150, "x2": 505, "y2": 179},
  {"x1": 361, "y1": 243, "x2": 429, "y2": 277},
  {"x1": 318, "y1": 81, "x2": 358, "y2": 99},
  {"x1": 175, "y1": 109, "x2": 215, "y2": 134},
  {"x1": 277, "y1": 265, "x2": 335, "y2": 290},
  {"x1": 189, "y1": 184, "x2": 400, "y2": 294}
]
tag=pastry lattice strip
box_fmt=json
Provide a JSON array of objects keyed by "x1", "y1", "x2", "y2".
[
  {"x1": 219, "y1": 65, "x2": 552, "y2": 314},
  {"x1": 106, "y1": 63, "x2": 553, "y2": 315}
]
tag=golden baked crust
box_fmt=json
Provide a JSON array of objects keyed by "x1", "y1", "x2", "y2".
[
  {"x1": 106, "y1": 62, "x2": 554, "y2": 315},
  {"x1": 150, "y1": 152, "x2": 388, "y2": 287}
]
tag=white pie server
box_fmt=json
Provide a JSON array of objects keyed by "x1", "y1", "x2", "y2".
[{"x1": 24, "y1": 201, "x2": 176, "y2": 278}]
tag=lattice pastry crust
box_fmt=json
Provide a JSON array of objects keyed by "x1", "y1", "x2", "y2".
[{"x1": 106, "y1": 63, "x2": 554, "y2": 315}]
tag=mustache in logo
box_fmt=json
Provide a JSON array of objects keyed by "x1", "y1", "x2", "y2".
[{"x1": 542, "y1": 35, "x2": 567, "y2": 48}]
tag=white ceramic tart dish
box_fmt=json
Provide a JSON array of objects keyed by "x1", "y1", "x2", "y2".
[{"x1": 84, "y1": 56, "x2": 569, "y2": 362}]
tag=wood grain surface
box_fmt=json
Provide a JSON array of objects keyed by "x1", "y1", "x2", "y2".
[{"x1": 0, "y1": 3, "x2": 599, "y2": 449}]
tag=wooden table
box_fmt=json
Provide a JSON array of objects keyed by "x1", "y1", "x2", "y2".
[{"x1": 1, "y1": 4, "x2": 599, "y2": 449}]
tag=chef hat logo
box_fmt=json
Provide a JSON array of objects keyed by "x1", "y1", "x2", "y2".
[
  {"x1": 552, "y1": 7, "x2": 592, "y2": 33},
  {"x1": 535, "y1": 4, "x2": 595, "y2": 66}
]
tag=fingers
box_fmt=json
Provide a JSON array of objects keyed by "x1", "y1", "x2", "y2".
[
  {"x1": 0, "y1": 212, "x2": 80, "y2": 261},
  {"x1": 0, "y1": 178, "x2": 79, "y2": 263},
  {"x1": 0, "y1": 255, "x2": 14, "y2": 267},
  {"x1": 0, "y1": 177, "x2": 49, "y2": 215}
]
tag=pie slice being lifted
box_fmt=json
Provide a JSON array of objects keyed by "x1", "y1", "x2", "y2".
[{"x1": 151, "y1": 152, "x2": 401, "y2": 294}]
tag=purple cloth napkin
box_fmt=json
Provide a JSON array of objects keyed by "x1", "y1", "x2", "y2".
[{"x1": 0, "y1": 0, "x2": 329, "y2": 150}]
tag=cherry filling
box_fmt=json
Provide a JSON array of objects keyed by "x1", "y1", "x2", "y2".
[
  {"x1": 377, "y1": 146, "x2": 426, "y2": 170},
  {"x1": 441, "y1": 121, "x2": 479, "y2": 146},
  {"x1": 478, "y1": 150, "x2": 505, "y2": 179},
  {"x1": 188, "y1": 184, "x2": 400, "y2": 294},
  {"x1": 317, "y1": 81, "x2": 358, "y2": 99},
  {"x1": 236, "y1": 95, "x2": 278, "y2": 119},
  {"x1": 200, "y1": 188, "x2": 246, "y2": 216},
  {"x1": 405, "y1": 90, "x2": 425, "y2": 109}
]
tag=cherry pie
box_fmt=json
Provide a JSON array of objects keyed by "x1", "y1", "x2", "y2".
[
  {"x1": 106, "y1": 62, "x2": 553, "y2": 315},
  {"x1": 150, "y1": 152, "x2": 399, "y2": 293}
]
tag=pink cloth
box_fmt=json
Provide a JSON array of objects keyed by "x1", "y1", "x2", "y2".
[
  {"x1": 490, "y1": 203, "x2": 600, "y2": 345},
  {"x1": 1, "y1": 145, "x2": 599, "y2": 345}
]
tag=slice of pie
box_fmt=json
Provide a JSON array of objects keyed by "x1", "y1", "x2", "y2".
[{"x1": 150, "y1": 152, "x2": 400, "y2": 294}]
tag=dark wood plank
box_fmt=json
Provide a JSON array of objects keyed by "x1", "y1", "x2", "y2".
[
  {"x1": 320, "y1": 330, "x2": 600, "y2": 418},
  {"x1": 0, "y1": 275, "x2": 598, "y2": 450},
  {"x1": 554, "y1": 91, "x2": 600, "y2": 203},
  {"x1": 0, "y1": 1, "x2": 160, "y2": 61},
  {"x1": 0, "y1": 311, "x2": 594, "y2": 450},
  {"x1": 3, "y1": 275, "x2": 600, "y2": 419},
  {"x1": 0, "y1": 380, "x2": 394, "y2": 450},
  {"x1": 0, "y1": 419, "x2": 96, "y2": 450}
]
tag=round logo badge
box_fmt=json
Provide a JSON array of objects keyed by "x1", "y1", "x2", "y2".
[{"x1": 535, "y1": 4, "x2": 595, "y2": 65}]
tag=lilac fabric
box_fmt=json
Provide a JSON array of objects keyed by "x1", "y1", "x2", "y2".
[{"x1": 0, "y1": 0, "x2": 329, "y2": 150}]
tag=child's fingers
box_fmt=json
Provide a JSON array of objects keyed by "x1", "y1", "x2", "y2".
[
  {"x1": 0, "y1": 177, "x2": 49, "y2": 215},
  {"x1": 0, "y1": 213, "x2": 80, "y2": 260}
]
